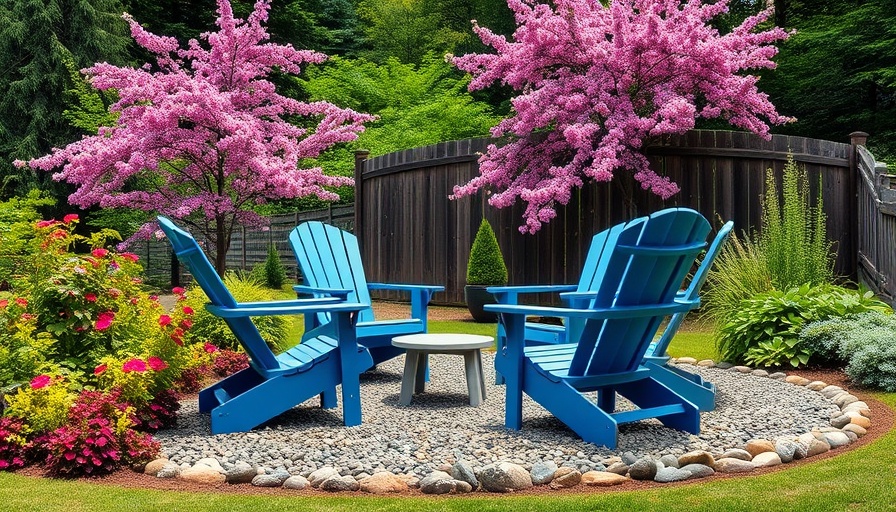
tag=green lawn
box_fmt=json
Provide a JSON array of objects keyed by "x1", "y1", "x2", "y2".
[
  {"x1": 7, "y1": 303, "x2": 885, "y2": 510},
  {"x1": 2, "y1": 387, "x2": 894, "y2": 511}
]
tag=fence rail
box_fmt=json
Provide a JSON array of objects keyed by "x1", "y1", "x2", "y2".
[{"x1": 355, "y1": 131, "x2": 856, "y2": 305}]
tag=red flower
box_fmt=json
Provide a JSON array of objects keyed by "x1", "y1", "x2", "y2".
[
  {"x1": 84, "y1": 293, "x2": 98, "y2": 303},
  {"x1": 50, "y1": 229, "x2": 67, "y2": 239},
  {"x1": 20, "y1": 313, "x2": 35, "y2": 321},
  {"x1": 30, "y1": 375, "x2": 52, "y2": 389},
  {"x1": 15, "y1": 298, "x2": 27, "y2": 307},
  {"x1": 63, "y1": 214, "x2": 79, "y2": 223},
  {"x1": 130, "y1": 297, "x2": 139, "y2": 305},
  {"x1": 182, "y1": 306, "x2": 194, "y2": 315},
  {"x1": 204, "y1": 343, "x2": 218, "y2": 354},
  {"x1": 0, "y1": 299, "x2": 7, "y2": 308},
  {"x1": 122, "y1": 358, "x2": 147, "y2": 373},
  {"x1": 119, "y1": 252, "x2": 139, "y2": 262},
  {"x1": 147, "y1": 357, "x2": 168, "y2": 372},
  {"x1": 107, "y1": 288, "x2": 122, "y2": 298},
  {"x1": 91, "y1": 248, "x2": 109, "y2": 258},
  {"x1": 94, "y1": 364, "x2": 107, "y2": 375},
  {"x1": 149, "y1": 295, "x2": 159, "y2": 302},
  {"x1": 179, "y1": 319, "x2": 193, "y2": 330},
  {"x1": 95, "y1": 311, "x2": 115, "y2": 331},
  {"x1": 158, "y1": 315, "x2": 172, "y2": 326},
  {"x1": 36, "y1": 220, "x2": 59, "y2": 228},
  {"x1": 170, "y1": 328, "x2": 185, "y2": 346},
  {"x1": 172, "y1": 287, "x2": 185, "y2": 295}
]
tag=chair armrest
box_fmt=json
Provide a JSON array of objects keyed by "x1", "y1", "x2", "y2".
[
  {"x1": 293, "y1": 285, "x2": 353, "y2": 299},
  {"x1": 485, "y1": 298, "x2": 698, "y2": 320},
  {"x1": 207, "y1": 301, "x2": 367, "y2": 318},
  {"x1": 488, "y1": 284, "x2": 577, "y2": 306},
  {"x1": 366, "y1": 283, "x2": 444, "y2": 322}
]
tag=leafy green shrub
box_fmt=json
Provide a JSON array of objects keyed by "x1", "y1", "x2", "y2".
[
  {"x1": 182, "y1": 273, "x2": 290, "y2": 351},
  {"x1": 0, "y1": 296, "x2": 57, "y2": 386},
  {"x1": 801, "y1": 312, "x2": 896, "y2": 391},
  {"x1": 760, "y1": 155, "x2": 834, "y2": 289},
  {"x1": 4, "y1": 375, "x2": 76, "y2": 435},
  {"x1": 717, "y1": 284, "x2": 891, "y2": 366},
  {"x1": 466, "y1": 219, "x2": 508, "y2": 286},
  {"x1": 0, "y1": 190, "x2": 55, "y2": 288}
]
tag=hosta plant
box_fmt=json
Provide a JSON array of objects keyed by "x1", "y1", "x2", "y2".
[{"x1": 717, "y1": 284, "x2": 891, "y2": 366}]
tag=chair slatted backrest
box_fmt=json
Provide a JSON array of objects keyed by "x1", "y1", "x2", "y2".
[
  {"x1": 157, "y1": 217, "x2": 280, "y2": 372},
  {"x1": 568, "y1": 209, "x2": 710, "y2": 377},
  {"x1": 290, "y1": 222, "x2": 376, "y2": 324}
]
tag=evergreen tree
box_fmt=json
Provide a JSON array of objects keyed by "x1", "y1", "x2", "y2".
[
  {"x1": 762, "y1": 2, "x2": 896, "y2": 158},
  {"x1": 0, "y1": 0, "x2": 130, "y2": 201}
]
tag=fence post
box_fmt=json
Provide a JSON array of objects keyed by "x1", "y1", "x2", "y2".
[
  {"x1": 849, "y1": 131, "x2": 869, "y2": 282},
  {"x1": 354, "y1": 150, "x2": 370, "y2": 239}
]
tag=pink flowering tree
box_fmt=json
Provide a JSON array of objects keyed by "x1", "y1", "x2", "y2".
[
  {"x1": 451, "y1": 0, "x2": 792, "y2": 233},
  {"x1": 19, "y1": 0, "x2": 374, "y2": 274}
]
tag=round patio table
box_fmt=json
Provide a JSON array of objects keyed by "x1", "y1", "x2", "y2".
[{"x1": 392, "y1": 333, "x2": 494, "y2": 406}]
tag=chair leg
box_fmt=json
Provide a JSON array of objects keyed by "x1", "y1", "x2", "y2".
[{"x1": 320, "y1": 388, "x2": 338, "y2": 409}]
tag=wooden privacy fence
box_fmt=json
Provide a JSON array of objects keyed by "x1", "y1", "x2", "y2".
[
  {"x1": 354, "y1": 130, "x2": 858, "y2": 305},
  {"x1": 855, "y1": 132, "x2": 896, "y2": 304},
  {"x1": 134, "y1": 205, "x2": 354, "y2": 286}
]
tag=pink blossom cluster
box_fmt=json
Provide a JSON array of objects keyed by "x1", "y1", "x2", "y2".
[
  {"x1": 20, "y1": 0, "x2": 374, "y2": 244},
  {"x1": 451, "y1": 0, "x2": 792, "y2": 233}
]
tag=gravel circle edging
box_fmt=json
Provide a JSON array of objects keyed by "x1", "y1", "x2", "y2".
[{"x1": 148, "y1": 354, "x2": 874, "y2": 494}]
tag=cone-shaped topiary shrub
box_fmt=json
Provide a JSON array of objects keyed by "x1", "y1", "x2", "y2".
[{"x1": 466, "y1": 219, "x2": 508, "y2": 286}]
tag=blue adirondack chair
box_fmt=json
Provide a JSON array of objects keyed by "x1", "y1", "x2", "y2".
[
  {"x1": 289, "y1": 221, "x2": 444, "y2": 366},
  {"x1": 489, "y1": 211, "x2": 733, "y2": 410},
  {"x1": 485, "y1": 208, "x2": 710, "y2": 448},
  {"x1": 157, "y1": 217, "x2": 374, "y2": 434}
]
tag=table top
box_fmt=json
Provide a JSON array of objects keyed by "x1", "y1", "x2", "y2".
[{"x1": 392, "y1": 333, "x2": 494, "y2": 351}]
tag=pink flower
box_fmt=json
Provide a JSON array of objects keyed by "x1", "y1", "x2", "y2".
[
  {"x1": 182, "y1": 306, "x2": 194, "y2": 315},
  {"x1": 179, "y1": 319, "x2": 193, "y2": 330},
  {"x1": 204, "y1": 343, "x2": 218, "y2": 354},
  {"x1": 30, "y1": 375, "x2": 52, "y2": 389},
  {"x1": 147, "y1": 356, "x2": 168, "y2": 371},
  {"x1": 36, "y1": 220, "x2": 59, "y2": 229},
  {"x1": 20, "y1": 313, "x2": 35, "y2": 321},
  {"x1": 149, "y1": 295, "x2": 159, "y2": 302},
  {"x1": 15, "y1": 298, "x2": 27, "y2": 307},
  {"x1": 130, "y1": 297, "x2": 139, "y2": 305},
  {"x1": 95, "y1": 311, "x2": 115, "y2": 331},
  {"x1": 63, "y1": 214, "x2": 79, "y2": 223},
  {"x1": 122, "y1": 358, "x2": 147, "y2": 373},
  {"x1": 172, "y1": 287, "x2": 185, "y2": 295},
  {"x1": 120, "y1": 252, "x2": 139, "y2": 262},
  {"x1": 92, "y1": 248, "x2": 109, "y2": 258},
  {"x1": 108, "y1": 288, "x2": 122, "y2": 298},
  {"x1": 158, "y1": 315, "x2": 172, "y2": 326},
  {"x1": 94, "y1": 364, "x2": 107, "y2": 375},
  {"x1": 85, "y1": 293, "x2": 98, "y2": 303},
  {"x1": 170, "y1": 328, "x2": 184, "y2": 346}
]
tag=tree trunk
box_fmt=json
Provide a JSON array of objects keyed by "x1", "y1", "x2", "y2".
[{"x1": 215, "y1": 214, "x2": 228, "y2": 277}]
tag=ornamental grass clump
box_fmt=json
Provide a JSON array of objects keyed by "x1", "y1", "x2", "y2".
[{"x1": 466, "y1": 219, "x2": 508, "y2": 286}]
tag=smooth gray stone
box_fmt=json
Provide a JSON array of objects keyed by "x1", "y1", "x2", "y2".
[
  {"x1": 530, "y1": 461, "x2": 558, "y2": 485},
  {"x1": 679, "y1": 464, "x2": 715, "y2": 479},
  {"x1": 775, "y1": 439, "x2": 799, "y2": 463},
  {"x1": 621, "y1": 451, "x2": 639, "y2": 465},
  {"x1": 451, "y1": 460, "x2": 479, "y2": 489},
  {"x1": 654, "y1": 467, "x2": 691, "y2": 483},
  {"x1": 420, "y1": 478, "x2": 456, "y2": 495},
  {"x1": 606, "y1": 462, "x2": 630, "y2": 476},
  {"x1": 251, "y1": 474, "x2": 283, "y2": 487},
  {"x1": 320, "y1": 475, "x2": 360, "y2": 492},
  {"x1": 283, "y1": 475, "x2": 309, "y2": 490},
  {"x1": 225, "y1": 462, "x2": 257, "y2": 484},
  {"x1": 659, "y1": 454, "x2": 680, "y2": 469},
  {"x1": 628, "y1": 458, "x2": 658, "y2": 481},
  {"x1": 830, "y1": 415, "x2": 852, "y2": 429}
]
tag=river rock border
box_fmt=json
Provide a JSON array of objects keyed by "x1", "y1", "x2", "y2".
[{"x1": 141, "y1": 359, "x2": 874, "y2": 494}]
